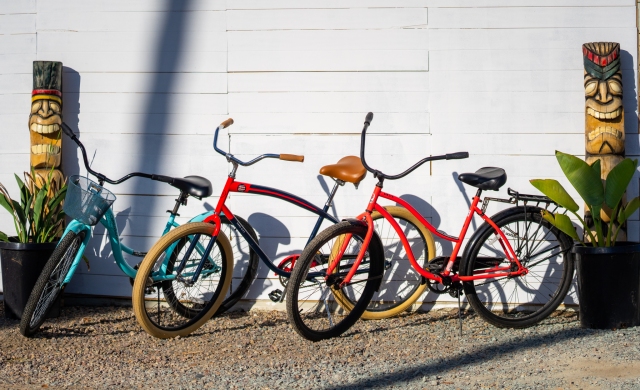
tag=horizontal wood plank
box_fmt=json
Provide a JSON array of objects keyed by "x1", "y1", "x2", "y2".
[
  {"x1": 227, "y1": 8, "x2": 428, "y2": 31},
  {"x1": 228, "y1": 92, "x2": 428, "y2": 113},
  {"x1": 60, "y1": 92, "x2": 227, "y2": 115},
  {"x1": 0, "y1": 14, "x2": 35, "y2": 34},
  {"x1": 37, "y1": 10, "x2": 226, "y2": 32},
  {"x1": 430, "y1": 27, "x2": 638, "y2": 51},
  {"x1": 62, "y1": 72, "x2": 227, "y2": 94},
  {"x1": 228, "y1": 30, "x2": 428, "y2": 51},
  {"x1": 36, "y1": 51, "x2": 227, "y2": 73},
  {"x1": 430, "y1": 49, "x2": 635, "y2": 71},
  {"x1": 37, "y1": 31, "x2": 227, "y2": 53},
  {"x1": 0, "y1": 34, "x2": 36, "y2": 55},
  {"x1": 229, "y1": 50, "x2": 428, "y2": 72},
  {"x1": 229, "y1": 72, "x2": 428, "y2": 92},
  {"x1": 429, "y1": 6, "x2": 636, "y2": 29},
  {"x1": 37, "y1": 0, "x2": 226, "y2": 13},
  {"x1": 228, "y1": 0, "x2": 633, "y2": 8}
]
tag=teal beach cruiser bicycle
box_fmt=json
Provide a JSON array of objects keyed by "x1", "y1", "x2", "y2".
[{"x1": 19, "y1": 123, "x2": 233, "y2": 337}]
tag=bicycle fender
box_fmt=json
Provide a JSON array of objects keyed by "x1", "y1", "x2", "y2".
[
  {"x1": 341, "y1": 218, "x2": 385, "y2": 291},
  {"x1": 61, "y1": 222, "x2": 92, "y2": 285},
  {"x1": 341, "y1": 218, "x2": 367, "y2": 228},
  {"x1": 188, "y1": 210, "x2": 215, "y2": 223},
  {"x1": 63, "y1": 219, "x2": 92, "y2": 239}
]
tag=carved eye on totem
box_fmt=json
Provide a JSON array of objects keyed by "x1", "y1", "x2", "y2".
[
  {"x1": 607, "y1": 78, "x2": 622, "y2": 95},
  {"x1": 584, "y1": 79, "x2": 598, "y2": 97}
]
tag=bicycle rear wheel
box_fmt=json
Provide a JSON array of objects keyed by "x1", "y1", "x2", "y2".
[
  {"x1": 286, "y1": 221, "x2": 385, "y2": 341},
  {"x1": 333, "y1": 206, "x2": 434, "y2": 319},
  {"x1": 20, "y1": 231, "x2": 85, "y2": 337},
  {"x1": 132, "y1": 222, "x2": 233, "y2": 338},
  {"x1": 460, "y1": 208, "x2": 574, "y2": 328}
]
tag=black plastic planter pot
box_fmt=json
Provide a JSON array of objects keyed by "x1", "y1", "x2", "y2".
[
  {"x1": 573, "y1": 242, "x2": 640, "y2": 329},
  {"x1": 0, "y1": 239, "x2": 60, "y2": 320}
]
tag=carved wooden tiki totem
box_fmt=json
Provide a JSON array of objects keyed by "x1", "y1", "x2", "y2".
[
  {"x1": 30, "y1": 61, "x2": 63, "y2": 184},
  {"x1": 583, "y1": 42, "x2": 624, "y2": 224}
]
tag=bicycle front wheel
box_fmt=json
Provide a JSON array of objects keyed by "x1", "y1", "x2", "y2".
[
  {"x1": 132, "y1": 222, "x2": 233, "y2": 338},
  {"x1": 213, "y1": 215, "x2": 259, "y2": 316},
  {"x1": 460, "y1": 208, "x2": 574, "y2": 328},
  {"x1": 286, "y1": 221, "x2": 385, "y2": 341},
  {"x1": 20, "y1": 230, "x2": 85, "y2": 337},
  {"x1": 333, "y1": 206, "x2": 435, "y2": 319}
]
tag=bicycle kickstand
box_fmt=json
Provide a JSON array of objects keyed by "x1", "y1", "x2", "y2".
[{"x1": 457, "y1": 293, "x2": 463, "y2": 337}]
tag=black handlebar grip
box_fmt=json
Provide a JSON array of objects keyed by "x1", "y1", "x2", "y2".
[
  {"x1": 446, "y1": 152, "x2": 469, "y2": 160},
  {"x1": 364, "y1": 112, "x2": 374, "y2": 125},
  {"x1": 151, "y1": 174, "x2": 174, "y2": 184}
]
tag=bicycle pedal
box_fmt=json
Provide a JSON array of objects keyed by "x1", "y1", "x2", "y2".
[{"x1": 268, "y1": 289, "x2": 283, "y2": 302}]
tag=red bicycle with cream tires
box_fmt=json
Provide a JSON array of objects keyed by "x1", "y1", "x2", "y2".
[{"x1": 286, "y1": 112, "x2": 574, "y2": 341}]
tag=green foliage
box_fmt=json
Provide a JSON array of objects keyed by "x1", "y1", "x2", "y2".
[
  {"x1": 0, "y1": 170, "x2": 67, "y2": 243},
  {"x1": 531, "y1": 151, "x2": 639, "y2": 247}
]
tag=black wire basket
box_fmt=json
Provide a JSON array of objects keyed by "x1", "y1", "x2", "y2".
[{"x1": 63, "y1": 175, "x2": 116, "y2": 226}]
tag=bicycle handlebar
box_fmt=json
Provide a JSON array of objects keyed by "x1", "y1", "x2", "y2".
[
  {"x1": 61, "y1": 122, "x2": 174, "y2": 185},
  {"x1": 359, "y1": 112, "x2": 469, "y2": 181},
  {"x1": 213, "y1": 118, "x2": 305, "y2": 166}
]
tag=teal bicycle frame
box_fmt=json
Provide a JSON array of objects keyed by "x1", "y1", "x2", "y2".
[
  {"x1": 60, "y1": 207, "x2": 216, "y2": 285},
  {"x1": 58, "y1": 122, "x2": 221, "y2": 288}
]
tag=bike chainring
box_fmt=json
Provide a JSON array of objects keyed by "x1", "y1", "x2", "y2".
[{"x1": 425, "y1": 258, "x2": 449, "y2": 294}]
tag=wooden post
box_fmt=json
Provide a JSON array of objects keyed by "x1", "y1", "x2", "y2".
[
  {"x1": 582, "y1": 42, "x2": 625, "y2": 237},
  {"x1": 30, "y1": 61, "x2": 64, "y2": 185}
]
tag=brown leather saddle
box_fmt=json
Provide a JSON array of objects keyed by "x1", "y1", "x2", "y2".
[{"x1": 319, "y1": 156, "x2": 367, "y2": 184}]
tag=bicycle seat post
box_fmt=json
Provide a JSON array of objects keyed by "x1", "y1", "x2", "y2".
[
  {"x1": 323, "y1": 179, "x2": 344, "y2": 211},
  {"x1": 167, "y1": 191, "x2": 189, "y2": 217}
]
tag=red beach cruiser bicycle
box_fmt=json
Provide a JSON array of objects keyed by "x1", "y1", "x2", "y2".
[{"x1": 286, "y1": 112, "x2": 574, "y2": 341}]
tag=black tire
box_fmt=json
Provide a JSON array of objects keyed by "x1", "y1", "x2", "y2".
[
  {"x1": 213, "y1": 215, "x2": 259, "y2": 316},
  {"x1": 132, "y1": 222, "x2": 233, "y2": 338},
  {"x1": 19, "y1": 231, "x2": 85, "y2": 337},
  {"x1": 460, "y1": 208, "x2": 574, "y2": 328},
  {"x1": 286, "y1": 221, "x2": 385, "y2": 341},
  {"x1": 334, "y1": 206, "x2": 435, "y2": 319}
]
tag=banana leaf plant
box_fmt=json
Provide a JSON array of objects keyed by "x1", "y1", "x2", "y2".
[
  {"x1": 530, "y1": 151, "x2": 640, "y2": 247},
  {"x1": 0, "y1": 170, "x2": 67, "y2": 243}
]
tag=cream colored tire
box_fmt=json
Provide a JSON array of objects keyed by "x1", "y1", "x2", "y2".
[
  {"x1": 132, "y1": 222, "x2": 233, "y2": 339},
  {"x1": 333, "y1": 206, "x2": 435, "y2": 319}
]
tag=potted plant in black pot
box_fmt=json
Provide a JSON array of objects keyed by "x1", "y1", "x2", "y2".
[
  {"x1": 531, "y1": 151, "x2": 640, "y2": 329},
  {"x1": 0, "y1": 170, "x2": 66, "y2": 319}
]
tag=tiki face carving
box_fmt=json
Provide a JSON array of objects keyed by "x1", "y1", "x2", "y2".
[
  {"x1": 583, "y1": 42, "x2": 624, "y2": 155},
  {"x1": 29, "y1": 97, "x2": 62, "y2": 169}
]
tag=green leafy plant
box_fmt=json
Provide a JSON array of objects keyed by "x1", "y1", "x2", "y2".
[
  {"x1": 530, "y1": 151, "x2": 640, "y2": 247},
  {"x1": 0, "y1": 170, "x2": 67, "y2": 243}
]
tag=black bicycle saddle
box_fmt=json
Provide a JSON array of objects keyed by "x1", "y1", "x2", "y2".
[
  {"x1": 458, "y1": 167, "x2": 506, "y2": 191},
  {"x1": 170, "y1": 175, "x2": 213, "y2": 198}
]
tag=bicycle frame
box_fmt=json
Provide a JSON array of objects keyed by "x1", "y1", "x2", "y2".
[
  {"x1": 203, "y1": 176, "x2": 340, "y2": 278},
  {"x1": 332, "y1": 112, "x2": 530, "y2": 289},
  {"x1": 60, "y1": 206, "x2": 217, "y2": 285},
  {"x1": 343, "y1": 187, "x2": 525, "y2": 287}
]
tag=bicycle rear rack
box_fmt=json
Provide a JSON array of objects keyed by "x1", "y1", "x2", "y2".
[{"x1": 482, "y1": 188, "x2": 560, "y2": 215}]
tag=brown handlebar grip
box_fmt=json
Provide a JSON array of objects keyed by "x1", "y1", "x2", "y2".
[
  {"x1": 279, "y1": 154, "x2": 304, "y2": 162},
  {"x1": 220, "y1": 118, "x2": 234, "y2": 129}
]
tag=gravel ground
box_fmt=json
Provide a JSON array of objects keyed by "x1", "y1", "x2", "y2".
[{"x1": 0, "y1": 304, "x2": 639, "y2": 389}]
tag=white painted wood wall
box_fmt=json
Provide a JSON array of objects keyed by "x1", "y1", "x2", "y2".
[{"x1": 0, "y1": 0, "x2": 638, "y2": 309}]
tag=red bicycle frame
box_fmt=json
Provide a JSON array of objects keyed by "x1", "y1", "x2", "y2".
[{"x1": 334, "y1": 185, "x2": 528, "y2": 288}]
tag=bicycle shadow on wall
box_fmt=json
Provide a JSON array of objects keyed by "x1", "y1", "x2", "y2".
[{"x1": 247, "y1": 213, "x2": 294, "y2": 304}]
